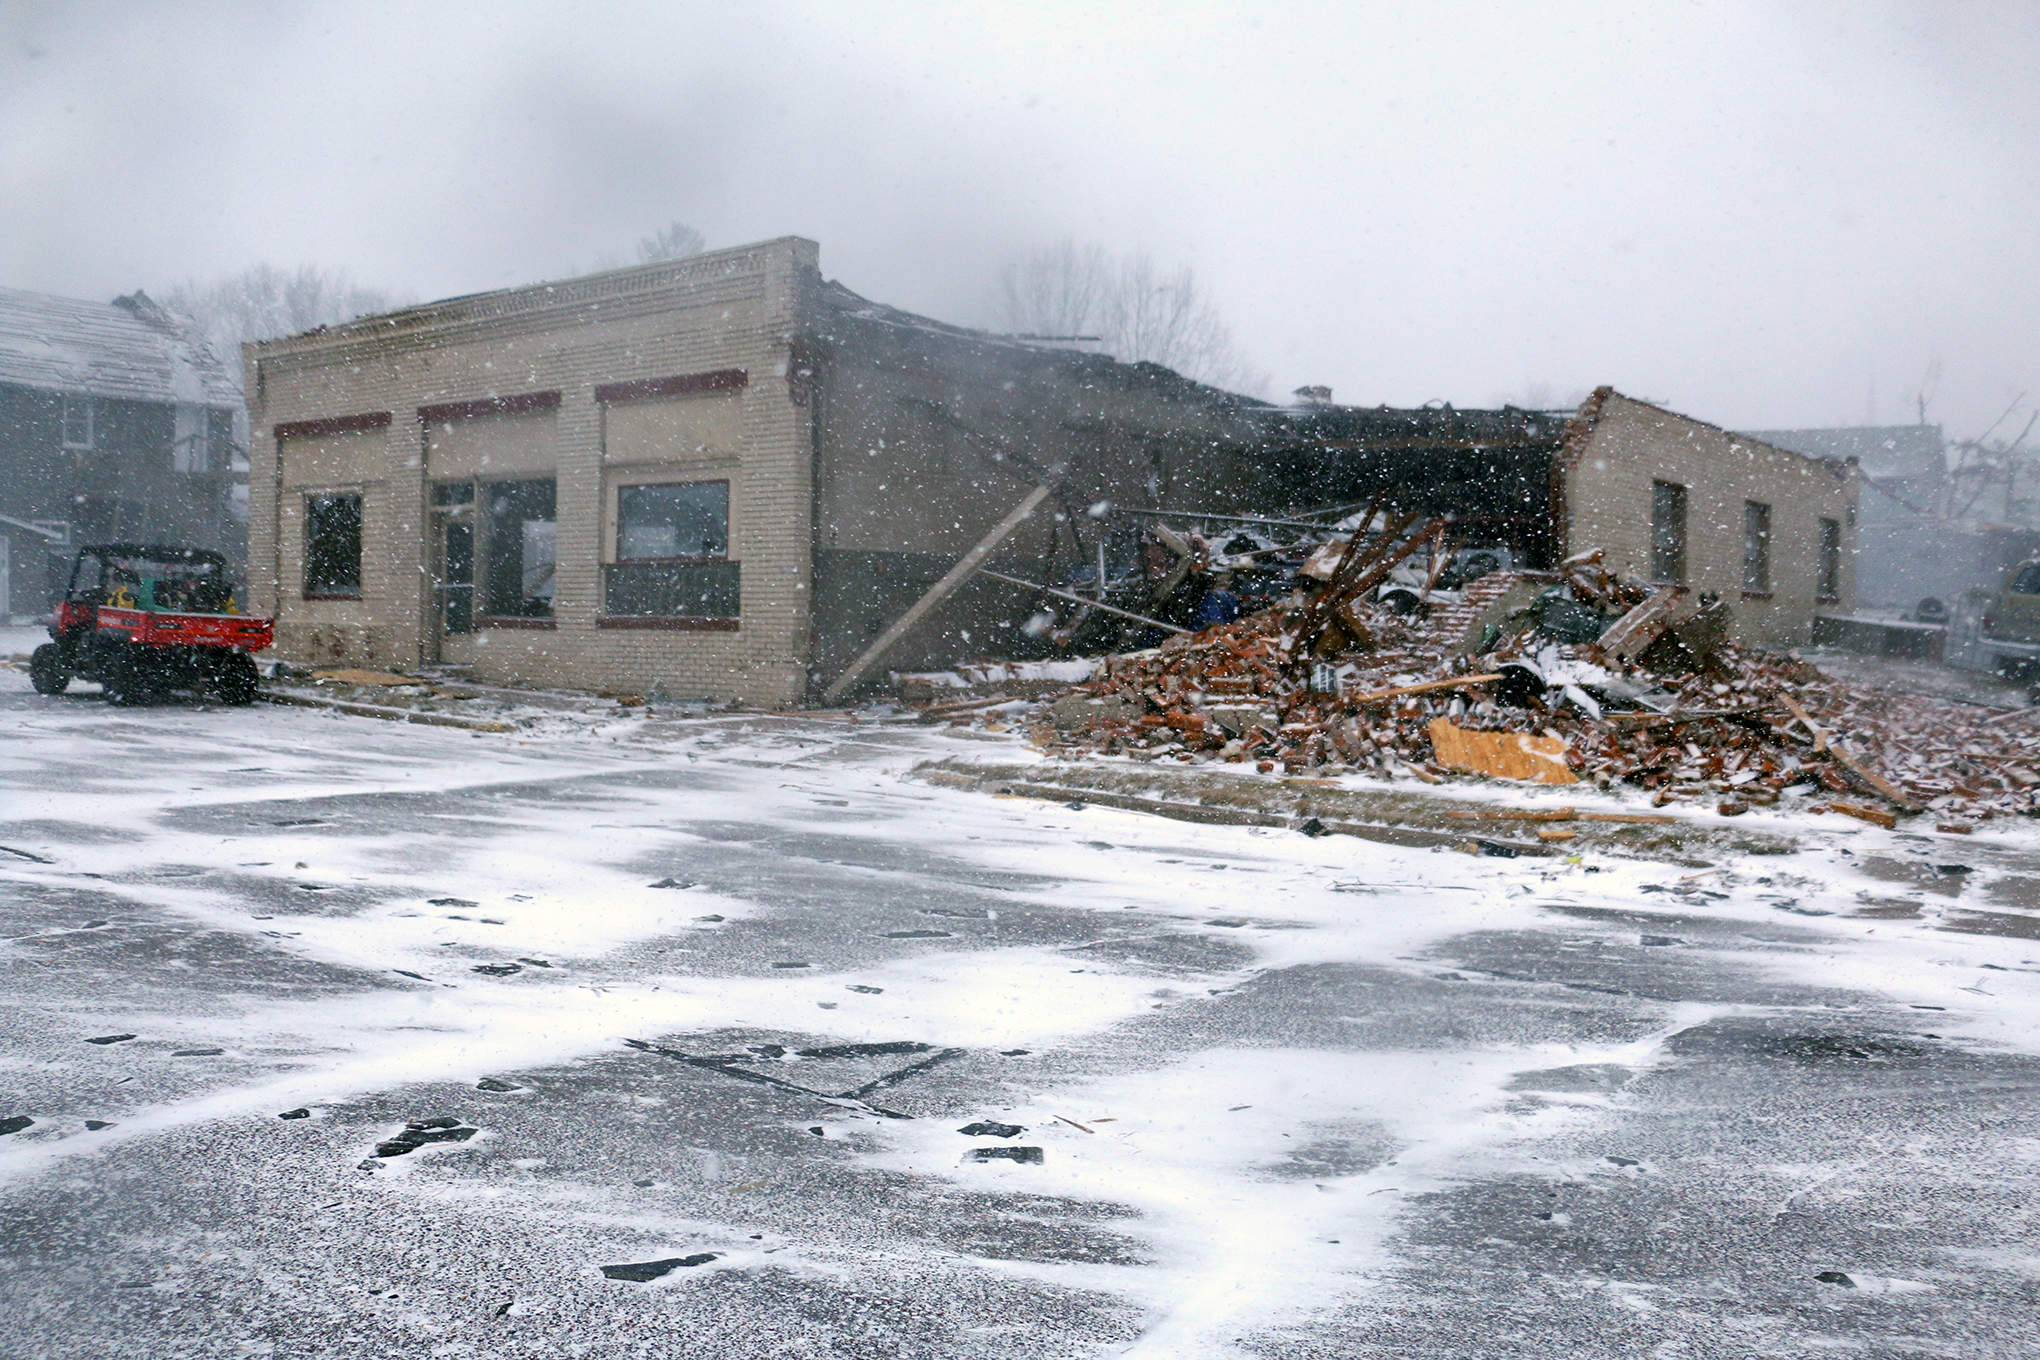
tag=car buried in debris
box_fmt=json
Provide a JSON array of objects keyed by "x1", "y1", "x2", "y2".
[{"x1": 29, "y1": 544, "x2": 272, "y2": 706}]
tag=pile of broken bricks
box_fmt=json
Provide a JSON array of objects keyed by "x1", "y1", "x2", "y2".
[{"x1": 932, "y1": 529, "x2": 2040, "y2": 828}]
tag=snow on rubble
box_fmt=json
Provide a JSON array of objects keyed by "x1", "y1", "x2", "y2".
[{"x1": 920, "y1": 536, "x2": 2040, "y2": 830}]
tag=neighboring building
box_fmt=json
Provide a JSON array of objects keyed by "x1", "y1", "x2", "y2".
[
  {"x1": 1743, "y1": 424, "x2": 1971, "y2": 613},
  {"x1": 1255, "y1": 387, "x2": 1859, "y2": 649},
  {"x1": 0, "y1": 287, "x2": 245, "y2": 617},
  {"x1": 244, "y1": 238, "x2": 1269, "y2": 702}
]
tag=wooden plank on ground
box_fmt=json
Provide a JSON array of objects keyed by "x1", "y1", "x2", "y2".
[
  {"x1": 1350, "y1": 673, "x2": 1502, "y2": 705},
  {"x1": 1426, "y1": 717, "x2": 1578, "y2": 785}
]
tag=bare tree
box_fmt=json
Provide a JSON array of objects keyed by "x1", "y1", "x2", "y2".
[
  {"x1": 997, "y1": 238, "x2": 1110, "y2": 340},
  {"x1": 1948, "y1": 393, "x2": 2039, "y2": 523},
  {"x1": 161, "y1": 263, "x2": 407, "y2": 365},
  {"x1": 995, "y1": 239, "x2": 1266, "y2": 395},
  {"x1": 637, "y1": 221, "x2": 706, "y2": 263}
]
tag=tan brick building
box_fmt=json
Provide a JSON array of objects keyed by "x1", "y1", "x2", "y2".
[
  {"x1": 245, "y1": 238, "x2": 1266, "y2": 703},
  {"x1": 1560, "y1": 389, "x2": 1858, "y2": 648},
  {"x1": 1255, "y1": 387, "x2": 1858, "y2": 649}
]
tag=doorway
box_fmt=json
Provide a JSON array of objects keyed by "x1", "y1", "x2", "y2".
[{"x1": 428, "y1": 485, "x2": 475, "y2": 664}]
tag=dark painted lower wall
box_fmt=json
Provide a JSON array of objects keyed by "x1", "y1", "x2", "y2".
[{"x1": 809, "y1": 549, "x2": 1059, "y2": 695}]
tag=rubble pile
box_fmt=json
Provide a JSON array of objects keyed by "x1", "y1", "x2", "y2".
[{"x1": 990, "y1": 538, "x2": 2040, "y2": 823}]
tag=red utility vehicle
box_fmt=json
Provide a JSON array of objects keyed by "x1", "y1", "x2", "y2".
[{"x1": 30, "y1": 544, "x2": 272, "y2": 706}]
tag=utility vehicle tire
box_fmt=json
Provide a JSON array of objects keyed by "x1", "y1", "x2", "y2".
[
  {"x1": 212, "y1": 651, "x2": 261, "y2": 706},
  {"x1": 30, "y1": 644, "x2": 73, "y2": 695},
  {"x1": 100, "y1": 651, "x2": 152, "y2": 707}
]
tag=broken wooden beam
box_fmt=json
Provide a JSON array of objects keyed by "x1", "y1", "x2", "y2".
[
  {"x1": 1780, "y1": 695, "x2": 1921, "y2": 811},
  {"x1": 1350, "y1": 673, "x2": 1502, "y2": 705},
  {"x1": 1594, "y1": 584, "x2": 1686, "y2": 661},
  {"x1": 1441, "y1": 807, "x2": 1677, "y2": 825},
  {"x1": 1444, "y1": 807, "x2": 1578, "y2": 822},
  {"x1": 976, "y1": 570, "x2": 1190, "y2": 634},
  {"x1": 823, "y1": 485, "x2": 1052, "y2": 703},
  {"x1": 1828, "y1": 800, "x2": 1898, "y2": 829}
]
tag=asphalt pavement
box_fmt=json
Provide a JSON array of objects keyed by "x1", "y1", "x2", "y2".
[{"x1": 2, "y1": 674, "x2": 2036, "y2": 1359}]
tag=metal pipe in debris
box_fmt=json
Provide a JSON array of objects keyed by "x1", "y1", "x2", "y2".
[
  {"x1": 976, "y1": 569, "x2": 1191, "y2": 634},
  {"x1": 1117, "y1": 507, "x2": 1363, "y2": 531}
]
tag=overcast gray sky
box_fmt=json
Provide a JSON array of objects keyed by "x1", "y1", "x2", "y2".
[{"x1": 4, "y1": 0, "x2": 2035, "y2": 436}]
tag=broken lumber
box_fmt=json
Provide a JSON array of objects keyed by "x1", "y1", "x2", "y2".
[
  {"x1": 1780, "y1": 695, "x2": 1920, "y2": 811},
  {"x1": 1426, "y1": 717, "x2": 1578, "y2": 785},
  {"x1": 1350, "y1": 673, "x2": 1502, "y2": 705},
  {"x1": 1594, "y1": 585, "x2": 1686, "y2": 661},
  {"x1": 1441, "y1": 807, "x2": 1677, "y2": 826},
  {"x1": 1444, "y1": 807, "x2": 1579, "y2": 822},
  {"x1": 1829, "y1": 800, "x2": 1898, "y2": 830},
  {"x1": 977, "y1": 569, "x2": 1190, "y2": 635},
  {"x1": 916, "y1": 693, "x2": 1014, "y2": 722},
  {"x1": 823, "y1": 485, "x2": 1052, "y2": 703}
]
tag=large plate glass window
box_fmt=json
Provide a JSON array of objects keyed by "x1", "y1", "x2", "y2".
[
  {"x1": 482, "y1": 479, "x2": 556, "y2": 619},
  {"x1": 606, "y1": 480, "x2": 739, "y2": 618},
  {"x1": 305, "y1": 493, "x2": 363, "y2": 598}
]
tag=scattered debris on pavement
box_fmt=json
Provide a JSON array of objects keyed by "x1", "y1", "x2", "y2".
[
  {"x1": 371, "y1": 1115, "x2": 481, "y2": 1159},
  {"x1": 906, "y1": 523, "x2": 2040, "y2": 824},
  {"x1": 599, "y1": 1253, "x2": 721, "y2": 1282},
  {"x1": 957, "y1": 1121, "x2": 1026, "y2": 1138},
  {"x1": 966, "y1": 1146, "x2": 1045, "y2": 1164}
]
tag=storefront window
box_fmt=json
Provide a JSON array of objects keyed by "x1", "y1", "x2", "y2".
[
  {"x1": 305, "y1": 493, "x2": 363, "y2": 597},
  {"x1": 605, "y1": 480, "x2": 738, "y2": 618},
  {"x1": 483, "y1": 479, "x2": 555, "y2": 618}
]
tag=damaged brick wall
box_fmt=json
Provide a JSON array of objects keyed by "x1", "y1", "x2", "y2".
[{"x1": 1563, "y1": 391, "x2": 1857, "y2": 648}]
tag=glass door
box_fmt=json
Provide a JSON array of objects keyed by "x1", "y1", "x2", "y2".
[{"x1": 428, "y1": 483, "x2": 475, "y2": 661}]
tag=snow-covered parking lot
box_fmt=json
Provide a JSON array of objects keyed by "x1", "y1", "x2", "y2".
[{"x1": 3, "y1": 660, "x2": 2038, "y2": 1359}]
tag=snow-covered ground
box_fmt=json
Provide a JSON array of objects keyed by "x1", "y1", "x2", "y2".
[{"x1": 3, "y1": 665, "x2": 2038, "y2": 1358}]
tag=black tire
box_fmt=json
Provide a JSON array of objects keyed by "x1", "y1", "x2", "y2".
[
  {"x1": 211, "y1": 651, "x2": 260, "y2": 706},
  {"x1": 100, "y1": 649, "x2": 152, "y2": 707},
  {"x1": 1381, "y1": 588, "x2": 1425, "y2": 616},
  {"x1": 29, "y1": 644, "x2": 72, "y2": 696}
]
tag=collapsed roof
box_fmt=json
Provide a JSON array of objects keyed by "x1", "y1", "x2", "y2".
[{"x1": 0, "y1": 286, "x2": 240, "y2": 409}]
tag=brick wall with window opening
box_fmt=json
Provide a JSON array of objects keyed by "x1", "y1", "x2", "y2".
[
  {"x1": 1818, "y1": 517, "x2": 1841, "y2": 601},
  {"x1": 1743, "y1": 500, "x2": 1772, "y2": 594},
  {"x1": 1651, "y1": 480, "x2": 1687, "y2": 582},
  {"x1": 304, "y1": 493, "x2": 362, "y2": 598},
  {"x1": 604, "y1": 480, "x2": 739, "y2": 622}
]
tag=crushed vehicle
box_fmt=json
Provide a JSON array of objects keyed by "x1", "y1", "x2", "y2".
[{"x1": 30, "y1": 544, "x2": 272, "y2": 706}]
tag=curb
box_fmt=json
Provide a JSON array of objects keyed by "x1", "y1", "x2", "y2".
[
  {"x1": 923, "y1": 770, "x2": 1560, "y2": 857},
  {"x1": 257, "y1": 690, "x2": 515, "y2": 733}
]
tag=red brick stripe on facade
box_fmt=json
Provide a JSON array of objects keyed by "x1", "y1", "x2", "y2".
[
  {"x1": 593, "y1": 370, "x2": 748, "y2": 404},
  {"x1": 416, "y1": 391, "x2": 563, "y2": 424},
  {"x1": 596, "y1": 616, "x2": 741, "y2": 631},
  {"x1": 274, "y1": 412, "x2": 392, "y2": 439}
]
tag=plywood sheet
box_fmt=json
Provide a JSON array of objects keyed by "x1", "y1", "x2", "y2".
[{"x1": 1426, "y1": 717, "x2": 1578, "y2": 785}]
